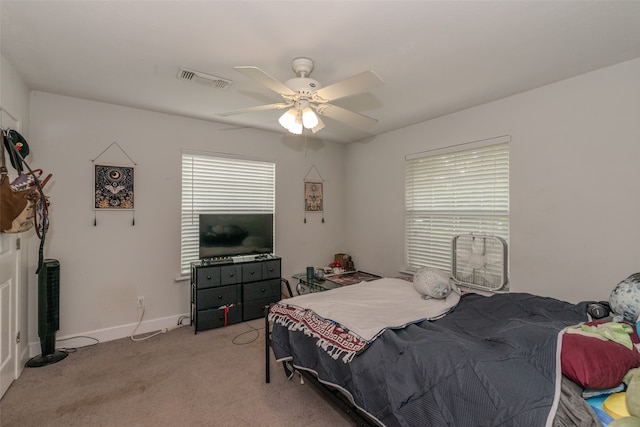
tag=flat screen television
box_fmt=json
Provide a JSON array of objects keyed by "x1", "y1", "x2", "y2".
[{"x1": 198, "y1": 213, "x2": 274, "y2": 259}]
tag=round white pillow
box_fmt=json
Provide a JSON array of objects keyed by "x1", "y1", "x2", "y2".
[{"x1": 413, "y1": 267, "x2": 452, "y2": 299}]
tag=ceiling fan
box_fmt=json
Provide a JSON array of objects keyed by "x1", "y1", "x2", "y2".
[{"x1": 218, "y1": 57, "x2": 384, "y2": 135}]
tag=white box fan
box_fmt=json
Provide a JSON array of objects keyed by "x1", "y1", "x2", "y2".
[{"x1": 452, "y1": 234, "x2": 508, "y2": 291}]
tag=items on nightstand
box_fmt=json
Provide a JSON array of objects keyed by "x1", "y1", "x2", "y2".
[
  {"x1": 345, "y1": 257, "x2": 355, "y2": 272},
  {"x1": 329, "y1": 262, "x2": 343, "y2": 274},
  {"x1": 333, "y1": 253, "x2": 355, "y2": 272},
  {"x1": 292, "y1": 270, "x2": 382, "y2": 293}
]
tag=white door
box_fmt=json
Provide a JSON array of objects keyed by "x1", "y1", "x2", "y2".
[
  {"x1": 0, "y1": 108, "x2": 22, "y2": 398},
  {"x1": 0, "y1": 235, "x2": 19, "y2": 398}
]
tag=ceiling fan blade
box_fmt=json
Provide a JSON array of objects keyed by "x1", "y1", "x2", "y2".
[
  {"x1": 316, "y1": 104, "x2": 378, "y2": 129},
  {"x1": 314, "y1": 71, "x2": 384, "y2": 102},
  {"x1": 217, "y1": 102, "x2": 292, "y2": 117},
  {"x1": 234, "y1": 66, "x2": 295, "y2": 96}
]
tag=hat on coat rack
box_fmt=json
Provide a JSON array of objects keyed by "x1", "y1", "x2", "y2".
[{"x1": 3, "y1": 129, "x2": 30, "y2": 172}]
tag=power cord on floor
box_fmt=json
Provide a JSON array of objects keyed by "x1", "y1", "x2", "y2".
[
  {"x1": 129, "y1": 306, "x2": 185, "y2": 342},
  {"x1": 232, "y1": 323, "x2": 264, "y2": 345},
  {"x1": 57, "y1": 335, "x2": 100, "y2": 353},
  {"x1": 128, "y1": 307, "x2": 258, "y2": 344}
]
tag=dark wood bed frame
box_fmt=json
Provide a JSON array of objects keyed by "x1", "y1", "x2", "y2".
[{"x1": 264, "y1": 301, "x2": 377, "y2": 426}]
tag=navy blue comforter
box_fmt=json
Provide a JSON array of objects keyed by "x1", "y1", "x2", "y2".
[{"x1": 270, "y1": 292, "x2": 589, "y2": 427}]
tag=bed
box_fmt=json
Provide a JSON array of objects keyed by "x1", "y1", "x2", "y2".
[{"x1": 265, "y1": 277, "x2": 609, "y2": 427}]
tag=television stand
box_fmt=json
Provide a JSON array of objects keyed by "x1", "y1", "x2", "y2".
[{"x1": 190, "y1": 256, "x2": 281, "y2": 333}]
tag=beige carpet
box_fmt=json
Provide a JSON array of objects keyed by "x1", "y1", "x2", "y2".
[{"x1": 0, "y1": 319, "x2": 353, "y2": 426}]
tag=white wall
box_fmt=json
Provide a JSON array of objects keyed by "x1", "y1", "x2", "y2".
[
  {"x1": 28, "y1": 92, "x2": 347, "y2": 350},
  {"x1": 1, "y1": 56, "x2": 30, "y2": 128},
  {"x1": 345, "y1": 57, "x2": 640, "y2": 304}
]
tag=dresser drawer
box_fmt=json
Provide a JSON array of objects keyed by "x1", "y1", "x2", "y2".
[
  {"x1": 195, "y1": 266, "x2": 221, "y2": 289},
  {"x1": 197, "y1": 305, "x2": 242, "y2": 330},
  {"x1": 242, "y1": 262, "x2": 263, "y2": 283},
  {"x1": 197, "y1": 284, "x2": 241, "y2": 309},
  {"x1": 262, "y1": 259, "x2": 281, "y2": 280},
  {"x1": 220, "y1": 264, "x2": 241, "y2": 285},
  {"x1": 244, "y1": 279, "x2": 281, "y2": 303}
]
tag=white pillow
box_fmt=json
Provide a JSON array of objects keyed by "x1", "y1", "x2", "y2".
[{"x1": 413, "y1": 267, "x2": 452, "y2": 299}]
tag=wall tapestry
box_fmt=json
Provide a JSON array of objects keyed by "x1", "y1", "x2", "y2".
[
  {"x1": 94, "y1": 165, "x2": 134, "y2": 209},
  {"x1": 304, "y1": 181, "x2": 323, "y2": 212},
  {"x1": 91, "y1": 141, "x2": 137, "y2": 226},
  {"x1": 303, "y1": 164, "x2": 324, "y2": 223}
]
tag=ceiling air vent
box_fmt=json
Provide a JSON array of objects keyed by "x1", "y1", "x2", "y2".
[{"x1": 177, "y1": 67, "x2": 232, "y2": 89}]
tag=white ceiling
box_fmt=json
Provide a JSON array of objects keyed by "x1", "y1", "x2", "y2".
[{"x1": 2, "y1": 1, "x2": 640, "y2": 144}]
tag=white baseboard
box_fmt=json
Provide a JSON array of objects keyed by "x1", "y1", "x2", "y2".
[{"x1": 27, "y1": 312, "x2": 191, "y2": 358}]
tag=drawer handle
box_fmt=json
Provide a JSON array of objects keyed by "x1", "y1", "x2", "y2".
[
  {"x1": 229, "y1": 273, "x2": 234, "y2": 277},
  {"x1": 250, "y1": 271, "x2": 255, "y2": 275},
  {"x1": 261, "y1": 288, "x2": 266, "y2": 293},
  {"x1": 218, "y1": 295, "x2": 223, "y2": 299},
  {"x1": 207, "y1": 275, "x2": 211, "y2": 280}
]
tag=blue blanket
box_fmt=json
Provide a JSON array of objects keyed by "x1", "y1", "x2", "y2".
[{"x1": 270, "y1": 292, "x2": 590, "y2": 427}]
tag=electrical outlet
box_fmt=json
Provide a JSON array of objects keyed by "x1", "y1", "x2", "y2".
[{"x1": 137, "y1": 296, "x2": 144, "y2": 308}]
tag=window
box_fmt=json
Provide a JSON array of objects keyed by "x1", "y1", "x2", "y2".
[
  {"x1": 180, "y1": 151, "x2": 275, "y2": 275},
  {"x1": 404, "y1": 136, "x2": 509, "y2": 271}
]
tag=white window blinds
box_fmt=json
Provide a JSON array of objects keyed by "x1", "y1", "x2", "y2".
[
  {"x1": 180, "y1": 152, "x2": 275, "y2": 275},
  {"x1": 405, "y1": 137, "x2": 509, "y2": 271}
]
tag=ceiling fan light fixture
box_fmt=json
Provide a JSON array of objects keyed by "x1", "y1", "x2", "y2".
[
  {"x1": 278, "y1": 108, "x2": 297, "y2": 130},
  {"x1": 286, "y1": 112, "x2": 303, "y2": 134},
  {"x1": 289, "y1": 122, "x2": 303, "y2": 135},
  {"x1": 311, "y1": 117, "x2": 325, "y2": 134},
  {"x1": 302, "y1": 107, "x2": 318, "y2": 129}
]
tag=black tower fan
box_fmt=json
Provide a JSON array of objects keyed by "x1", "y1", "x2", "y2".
[{"x1": 26, "y1": 259, "x2": 68, "y2": 367}]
